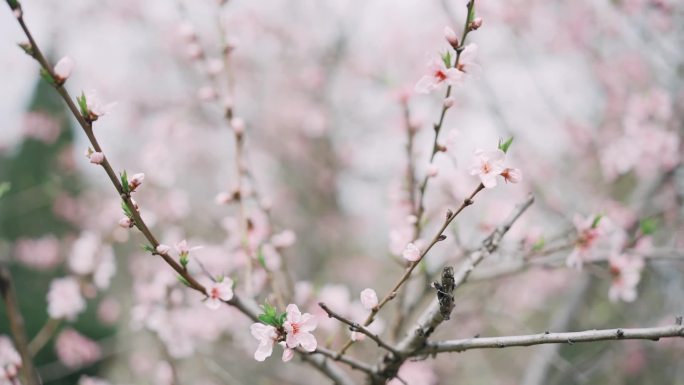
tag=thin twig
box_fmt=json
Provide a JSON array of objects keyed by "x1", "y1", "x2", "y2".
[
  {"x1": 417, "y1": 322, "x2": 684, "y2": 354},
  {"x1": 0, "y1": 266, "x2": 40, "y2": 385},
  {"x1": 319, "y1": 302, "x2": 400, "y2": 357}
]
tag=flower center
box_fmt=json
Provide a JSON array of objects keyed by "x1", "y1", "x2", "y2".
[
  {"x1": 210, "y1": 287, "x2": 220, "y2": 299},
  {"x1": 434, "y1": 70, "x2": 447, "y2": 81}
]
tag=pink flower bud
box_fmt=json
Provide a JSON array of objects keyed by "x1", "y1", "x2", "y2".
[
  {"x1": 128, "y1": 173, "x2": 145, "y2": 192},
  {"x1": 402, "y1": 242, "x2": 421, "y2": 262},
  {"x1": 156, "y1": 244, "x2": 171, "y2": 254},
  {"x1": 89, "y1": 152, "x2": 104, "y2": 165},
  {"x1": 360, "y1": 288, "x2": 378, "y2": 310},
  {"x1": 470, "y1": 17, "x2": 483, "y2": 30},
  {"x1": 54, "y1": 56, "x2": 75, "y2": 82},
  {"x1": 231, "y1": 118, "x2": 245, "y2": 134},
  {"x1": 186, "y1": 43, "x2": 203, "y2": 60},
  {"x1": 443, "y1": 97, "x2": 455, "y2": 109},
  {"x1": 118, "y1": 217, "x2": 133, "y2": 228},
  {"x1": 444, "y1": 26, "x2": 459, "y2": 48},
  {"x1": 426, "y1": 163, "x2": 439, "y2": 177}
]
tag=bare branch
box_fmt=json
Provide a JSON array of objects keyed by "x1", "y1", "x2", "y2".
[{"x1": 416, "y1": 322, "x2": 684, "y2": 355}]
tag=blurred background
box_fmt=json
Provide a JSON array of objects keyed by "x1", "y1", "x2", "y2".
[{"x1": 0, "y1": 0, "x2": 683, "y2": 384}]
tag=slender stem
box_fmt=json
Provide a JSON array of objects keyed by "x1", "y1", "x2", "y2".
[
  {"x1": 310, "y1": 346, "x2": 375, "y2": 375},
  {"x1": 339, "y1": 183, "x2": 485, "y2": 354},
  {"x1": 28, "y1": 317, "x2": 61, "y2": 356},
  {"x1": 417, "y1": 322, "x2": 684, "y2": 354},
  {"x1": 319, "y1": 302, "x2": 400, "y2": 357},
  {"x1": 0, "y1": 266, "x2": 40, "y2": 385}
]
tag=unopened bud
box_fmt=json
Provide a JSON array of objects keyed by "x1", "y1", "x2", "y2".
[
  {"x1": 443, "y1": 97, "x2": 455, "y2": 109},
  {"x1": 444, "y1": 26, "x2": 459, "y2": 49},
  {"x1": 118, "y1": 217, "x2": 133, "y2": 228},
  {"x1": 469, "y1": 17, "x2": 483, "y2": 31},
  {"x1": 231, "y1": 117, "x2": 245, "y2": 135},
  {"x1": 89, "y1": 151, "x2": 104, "y2": 165},
  {"x1": 54, "y1": 56, "x2": 74, "y2": 83}
]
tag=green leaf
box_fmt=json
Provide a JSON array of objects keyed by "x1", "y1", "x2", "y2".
[
  {"x1": 639, "y1": 218, "x2": 658, "y2": 235},
  {"x1": 257, "y1": 248, "x2": 266, "y2": 269},
  {"x1": 0, "y1": 182, "x2": 10, "y2": 200},
  {"x1": 176, "y1": 275, "x2": 191, "y2": 287},
  {"x1": 591, "y1": 214, "x2": 603, "y2": 229},
  {"x1": 141, "y1": 244, "x2": 155, "y2": 253},
  {"x1": 17, "y1": 42, "x2": 32, "y2": 56},
  {"x1": 120, "y1": 170, "x2": 130, "y2": 194},
  {"x1": 180, "y1": 254, "x2": 189, "y2": 268},
  {"x1": 532, "y1": 237, "x2": 545, "y2": 252},
  {"x1": 77, "y1": 91, "x2": 89, "y2": 117},
  {"x1": 498, "y1": 137, "x2": 514, "y2": 153},
  {"x1": 39, "y1": 68, "x2": 55, "y2": 86},
  {"x1": 466, "y1": 1, "x2": 476, "y2": 23},
  {"x1": 441, "y1": 50, "x2": 452, "y2": 68},
  {"x1": 121, "y1": 201, "x2": 133, "y2": 217}
]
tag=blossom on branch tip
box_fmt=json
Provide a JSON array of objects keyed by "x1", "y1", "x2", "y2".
[
  {"x1": 415, "y1": 56, "x2": 462, "y2": 94},
  {"x1": 403, "y1": 242, "x2": 421, "y2": 262},
  {"x1": 205, "y1": 278, "x2": 234, "y2": 309},
  {"x1": 284, "y1": 304, "x2": 318, "y2": 351},
  {"x1": 469, "y1": 149, "x2": 505, "y2": 188},
  {"x1": 360, "y1": 288, "x2": 378, "y2": 310},
  {"x1": 54, "y1": 56, "x2": 74, "y2": 82},
  {"x1": 84, "y1": 90, "x2": 116, "y2": 119},
  {"x1": 250, "y1": 323, "x2": 278, "y2": 361}
]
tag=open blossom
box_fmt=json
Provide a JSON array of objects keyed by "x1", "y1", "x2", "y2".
[
  {"x1": 55, "y1": 329, "x2": 101, "y2": 369},
  {"x1": 284, "y1": 304, "x2": 318, "y2": 352},
  {"x1": 85, "y1": 90, "x2": 116, "y2": 118},
  {"x1": 272, "y1": 229, "x2": 296, "y2": 248},
  {"x1": 608, "y1": 254, "x2": 644, "y2": 302},
  {"x1": 250, "y1": 323, "x2": 278, "y2": 361},
  {"x1": 469, "y1": 149, "x2": 505, "y2": 188},
  {"x1": 0, "y1": 336, "x2": 21, "y2": 382},
  {"x1": 414, "y1": 56, "x2": 462, "y2": 94},
  {"x1": 501, "y1": 167, "x2": 522, "y2": 183},
  {"x1": 54, "y1": 56, "x2": 74, "y2": 81},
  {"x1": 205, "y1": 278, "x2": 234, "y2": 310},
  {"x1": 175, "y1": 239, "x2": 201, "y2": 257},
  {"x1": 47, "y1": 276, "x2": 86, "y2": 320},
  {"x1": 403, "y1": 242, "x2": 421, "y2": 262},
  {"x1": 566, "y1": 214, "x2": 608, "y2": 269},
  {"x1": 456, "y1": 43, "x2": 479, "y2": 75},
  {"x1": 360, "y1": 288, "x2": 379, "y2": 310}
]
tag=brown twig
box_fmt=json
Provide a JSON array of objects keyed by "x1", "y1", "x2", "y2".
[
  {"x1": 319, "y1": 302, "x2": 400, "y2": 357},
  {"x1": 0, "y1": 266, "x2": 40, "y2": 385}
]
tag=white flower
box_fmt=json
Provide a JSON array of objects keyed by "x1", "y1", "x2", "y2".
[
  {"x1": 205, "y1": 278, "x2": 234, "y2": 310},
  {"x1": 54, "y1": 56, "x2": 75, "y2": 81},
  {"x1": 469, "y1": 149, "x2": 505, "y2": 188},
  {"x1": 250, "y1": 323, "x2": 278, "y2": 361}
]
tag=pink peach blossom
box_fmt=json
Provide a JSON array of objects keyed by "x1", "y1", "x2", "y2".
[
  {"x1": 89, "y1": 151, "x2": 105, "y2": 164},
  {"x1": 608, "y1": 254, "x2": 644, "y2": 302},
  {"x1": 414, "y1": 56, "x2": 462, "y2": 94},
  {"x1": 284, "y1": 304, "x2": 318, "y2": 352},
  {"x1": 469, "y1": 149, "x2": 505, "y2": 188},
  {"x1": 250, "y1": 323, "x2": 278, "y2": 361},
  {"x1": 55, "y1": 329, "x2": 101, "y2": 369},
  {"x1": 205, "y1": 278, "x2": 234, "y2": 310},
  {"x1": 47, "y1": 276, "x2": 86, "y2": 320}
]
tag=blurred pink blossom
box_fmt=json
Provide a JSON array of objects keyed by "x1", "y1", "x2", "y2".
[
  {"x1": 22, "y1": 112, "x2": 61, "y2": 144},
  {"x1": 360, "y1": 288, "x2": 378, "y2": 310},
  {"x1": 608, "y1": 254, "x2": 644, "y2": 302},
  {"x1": 47, "y1": 276, "x2": 86, "y2": 320},
  {"x1": 14, "y1": 235, "x2": 60, "y2": 270},
  {"x1": 55, "y1": 329, "x2": 101, "y2": 369},
  {"x1": 402, "y1": 242, "x2": 421, "y2": 262}
]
